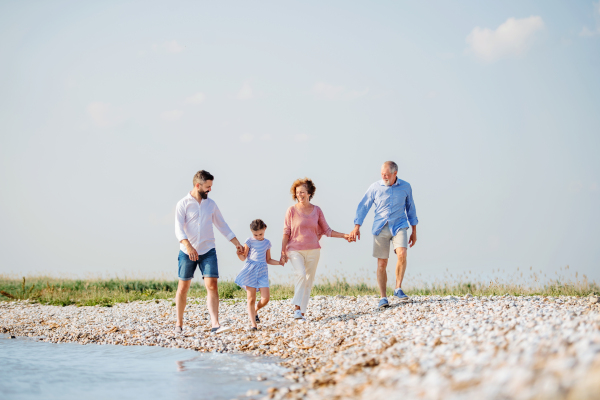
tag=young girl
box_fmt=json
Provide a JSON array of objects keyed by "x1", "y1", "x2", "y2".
[{"x1": 235, "y1": 219, "x2": 283, "y2": 330}]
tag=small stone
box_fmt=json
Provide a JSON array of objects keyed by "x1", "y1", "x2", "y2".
[
  {"x1": 588, "y1": 296, "x2": 599, "y2": 304},
  {"x1": 246, "y1": 389, "x2": 261, "y2": 396},
  {"x1": 441, "y1": 329, "x2": 453, "y2": 337}
]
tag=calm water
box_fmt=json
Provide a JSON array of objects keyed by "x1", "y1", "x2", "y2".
[{"x1": 0, "y1": 335, "x2": 287, "y2": 400}]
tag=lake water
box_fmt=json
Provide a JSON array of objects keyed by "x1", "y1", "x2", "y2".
[{"x1": 0, "y1": 335, "x2": 287, "y2": 400}]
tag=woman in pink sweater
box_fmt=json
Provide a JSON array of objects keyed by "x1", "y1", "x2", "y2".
[{"x1": 281, "y1": 178, "x2": 352, "y2": 319}]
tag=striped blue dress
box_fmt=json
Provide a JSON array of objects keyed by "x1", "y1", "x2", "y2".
[{"x1": 234, "y1": 238, "x2": 271, "y2": 289}]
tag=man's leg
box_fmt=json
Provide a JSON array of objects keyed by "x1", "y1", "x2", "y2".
[
  {"x1": 373, "y1": 225, "x2": 392, "y2": 299},
  {"x1": 394, "y1": 247, "x2": 408, "y2": 289},
  {"x1": 176, "y1": 280, "x2": 192, "y2": 327},
  {"x1": 204, "y1": 277, "x2": 220, "y2": 328},
  {"x1": 377, "y1": 258, "x2": 388, "y2": 298}
]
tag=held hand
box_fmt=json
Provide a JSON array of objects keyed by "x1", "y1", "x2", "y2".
[
  {"x1": 279, "y1": 258, "x2": 285, "y2": 266},
  {"x1": 343, "y1": 234, "x2": 354, "y2": 243},
  {"x1": 236, "y1": 244, "x2": 244, "y2": 255},
  {"x1": 349, "y1": 226, "x2": 361, "y2": 241},
  {"x1": 281, "y1": 252, "x2": 288, "y2": 264},
  {"x1": 186, "y1": 245, "x2": 199, "y2": 262}
]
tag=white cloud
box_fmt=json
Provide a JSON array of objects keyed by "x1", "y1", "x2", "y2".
[
  {"x1": 185, "y1": 92, "x2": 206, "y2": 104},
  {"x1": 237, "y1": 82, "x2": 254, "y2": 100},
  {"x1": 240, "y1": 133, "x2": 254, "y2": 142},
  {"x1": 465, "y1": 16, "x2": 544, "y2": 62},
  {"x1": 86, "y1": 102, "x2": 125, "y2": 127},
  {"x1": 311, "y1": 82, "x2": 369, "y2": 101},
  {"x1": 165, "y1": 40, "x2": 184, "y2": 53},
  {"x1": 160, "y1": 110, "x2": 183, "y2": 121},
  {"x1": 293, "y1": 134, "x2": 309, "y2": 142},
  {"x1": 579, "y1": 2, "x2": 600, "y2": 37}
]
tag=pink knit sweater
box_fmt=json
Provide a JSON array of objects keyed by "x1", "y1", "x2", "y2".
[{"x1": 283, "y1": 205, "x2": 332, "y2": 252}]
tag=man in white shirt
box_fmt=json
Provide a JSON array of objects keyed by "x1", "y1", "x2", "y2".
[{"x1": 174, "y1": 170, "x2": 243, "y2": 334}]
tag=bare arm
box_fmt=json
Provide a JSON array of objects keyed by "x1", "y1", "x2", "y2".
[
  {"x1": 281, "y1": 234, "x2": 289, "y2": 263},
  {"x1": 237, "y1": 245, "x2": 249, "y2": 261},
  {"x1": 266, "y1": 249, "x2": 281, "y2": 266},
  {"x1": 330, "y1": 230, "x2": 350, "y2": 241}
]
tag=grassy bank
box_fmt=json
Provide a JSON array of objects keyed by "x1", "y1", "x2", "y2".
[{"x1": 0, "y1": 275, "x2": 598, "y2": 307}]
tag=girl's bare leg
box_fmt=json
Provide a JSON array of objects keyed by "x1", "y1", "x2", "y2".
[
  {"x1": 246, "y1": 288, "x2": 258, "y2": 328},
  {"x1": 256, "y1": 288, "x2": 270, "y2": 312}
]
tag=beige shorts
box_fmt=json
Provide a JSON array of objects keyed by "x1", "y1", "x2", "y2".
[{"x1": 373, "y1": 224, "x2": 408, "y2": 259}]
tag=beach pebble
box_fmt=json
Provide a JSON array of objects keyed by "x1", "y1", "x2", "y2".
[{"x1": 1, "y1": 294, "x2": 599, "y2": 400}]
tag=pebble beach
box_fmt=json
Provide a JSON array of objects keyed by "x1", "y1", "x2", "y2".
[{"x1": 2, "y1": 294, "x2": 600, "y2": 400}]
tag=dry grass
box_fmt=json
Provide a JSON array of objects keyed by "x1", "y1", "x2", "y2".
[{"x1": 0, "y1": 266, "x2": 597, "y2": 307}]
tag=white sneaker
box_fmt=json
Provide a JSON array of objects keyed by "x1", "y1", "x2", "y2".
[
  {"x1": 211, "y1": 326, "x2": 232, "y2": 335},
  {"x1": 293, "y1": 310, "x2": 303, "y2": 319}
]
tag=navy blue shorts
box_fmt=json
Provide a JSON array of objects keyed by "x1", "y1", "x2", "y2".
[{"x1": 178, "y1": 248, "x2": 219, "y2": 281}]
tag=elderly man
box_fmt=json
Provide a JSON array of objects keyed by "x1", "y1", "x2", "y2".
[
  {"x1": 350, "y1": 161, "x2": 419, "y2": 309},
  {"x1": 174, "y1": 170, "x2": 243, "y2": 334}
]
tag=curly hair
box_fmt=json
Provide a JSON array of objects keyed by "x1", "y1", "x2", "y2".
[{"x1": 290, "y1": 178, "x2": 316, "y2": 201}]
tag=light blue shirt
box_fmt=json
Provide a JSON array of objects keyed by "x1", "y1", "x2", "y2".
[{"x1": 353, "y1": 178, "x2": 418, "y2": 236}]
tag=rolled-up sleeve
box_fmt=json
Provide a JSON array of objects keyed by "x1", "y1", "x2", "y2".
[
  {"x1": 317, "y1": 207, "x2": 332, "y2": 237},
  {"x1": 175, "y1": 201, "x2": 188, "y2": 242},
  {"x1": 212, "y1": 204, "x2": 236, "y2": 241},
  {"x1": 353, "y1": 186, "x2": 375, "y2": 226},
  {"x1": 283, "y1": 207, "x2": 292, "y2": 236},
  {"x1": 405, "y1": 184, "x2": 418, "y2": 226}
]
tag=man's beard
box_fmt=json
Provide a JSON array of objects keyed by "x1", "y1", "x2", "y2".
[{"x1": 199, "y1": 190, "x2": 208, "y2": 199}]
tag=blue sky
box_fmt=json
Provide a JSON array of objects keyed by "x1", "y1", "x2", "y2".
[{"x1": 1, "y1": 1, "x2": 599, "y2": 284}]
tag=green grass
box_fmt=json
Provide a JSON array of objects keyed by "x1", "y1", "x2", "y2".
[{"x1": 0, "y1": 273, "x2": 597, "y2": 307}]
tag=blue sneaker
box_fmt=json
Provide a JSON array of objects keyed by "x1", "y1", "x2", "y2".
[
  {"x1": 394, "y1": 288, "x2": 409, "y2": 302},
  {"x1": 378, "y1": 298, "x2": 390, "y2": 309}
]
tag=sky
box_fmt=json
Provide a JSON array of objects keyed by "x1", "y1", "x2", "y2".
[{"x1": 0, "y1": 1, "x2": 599, "y2": 285}]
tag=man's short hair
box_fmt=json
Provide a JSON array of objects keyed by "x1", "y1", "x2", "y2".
[
  {"x1": 193, "y1": 170, "x2": 214, "y2": 186},
  {"x1": 383, "y1": 161, "x2": 398, "y2": 174}
]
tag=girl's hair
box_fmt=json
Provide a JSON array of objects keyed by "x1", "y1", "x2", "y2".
[
  {"x1": 250, "y1": 219, "x2": 267, "y2": 231},
  {"x1": 290, "y1": 178, "x2": 316, "y2": 201}
]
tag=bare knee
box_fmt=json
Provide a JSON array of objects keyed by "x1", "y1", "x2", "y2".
[
  {"x1": 260, "y1": 291, "x2": 270, "y2": 303},
  {"x1": 177, "y1": 281, "x2": 191, "y2": 297},
  {"x1": 395, "y1": 248, "x2": 407, "y2": 262},
  {"x1": 377, "y1": 259, "x2": 388, "y2": 270},
  {"x1": 204, "y1": 278, "x2": 218, "y2": 292},
  {"x1": 246, "y1": 290, "x2": 256, "y2": 302}
]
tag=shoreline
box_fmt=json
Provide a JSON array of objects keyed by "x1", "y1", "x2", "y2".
[{"x1": 2, "y1": 294, "x2": 600, "y2": 399}]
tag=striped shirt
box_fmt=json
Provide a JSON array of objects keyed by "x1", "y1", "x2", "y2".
[{"x1": 234, "y1": 238, "x2": 271, "y2": 289}]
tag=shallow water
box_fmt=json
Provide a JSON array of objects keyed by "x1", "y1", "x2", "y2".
[{"x1": 0, "y1": 335, "x2": 287, "y2": 400}]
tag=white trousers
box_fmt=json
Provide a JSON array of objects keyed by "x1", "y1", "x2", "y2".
[{"x1": 289, "y1": 249, "x2": 321, "y2": 313}]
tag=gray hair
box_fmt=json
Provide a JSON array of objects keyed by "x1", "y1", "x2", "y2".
[{"x1": 382, "y1": 161, "x2": 398, "y2": 173}]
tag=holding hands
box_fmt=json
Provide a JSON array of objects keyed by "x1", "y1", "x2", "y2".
[
  {"x1": 349, "y1": 225, "x2": 361, "y2": 242},
  {"x1": 280, "y1": 251, "x2": 288, "y2": 265}
]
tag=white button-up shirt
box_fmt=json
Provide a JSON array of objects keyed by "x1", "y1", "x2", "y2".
[{"x1": 175, "y1": 193, "x2": 236, "y2": 256}]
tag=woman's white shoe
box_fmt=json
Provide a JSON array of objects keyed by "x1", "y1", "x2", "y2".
[{"x1": 293, "y1": 310, "x2": 303, "y2": 319}]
